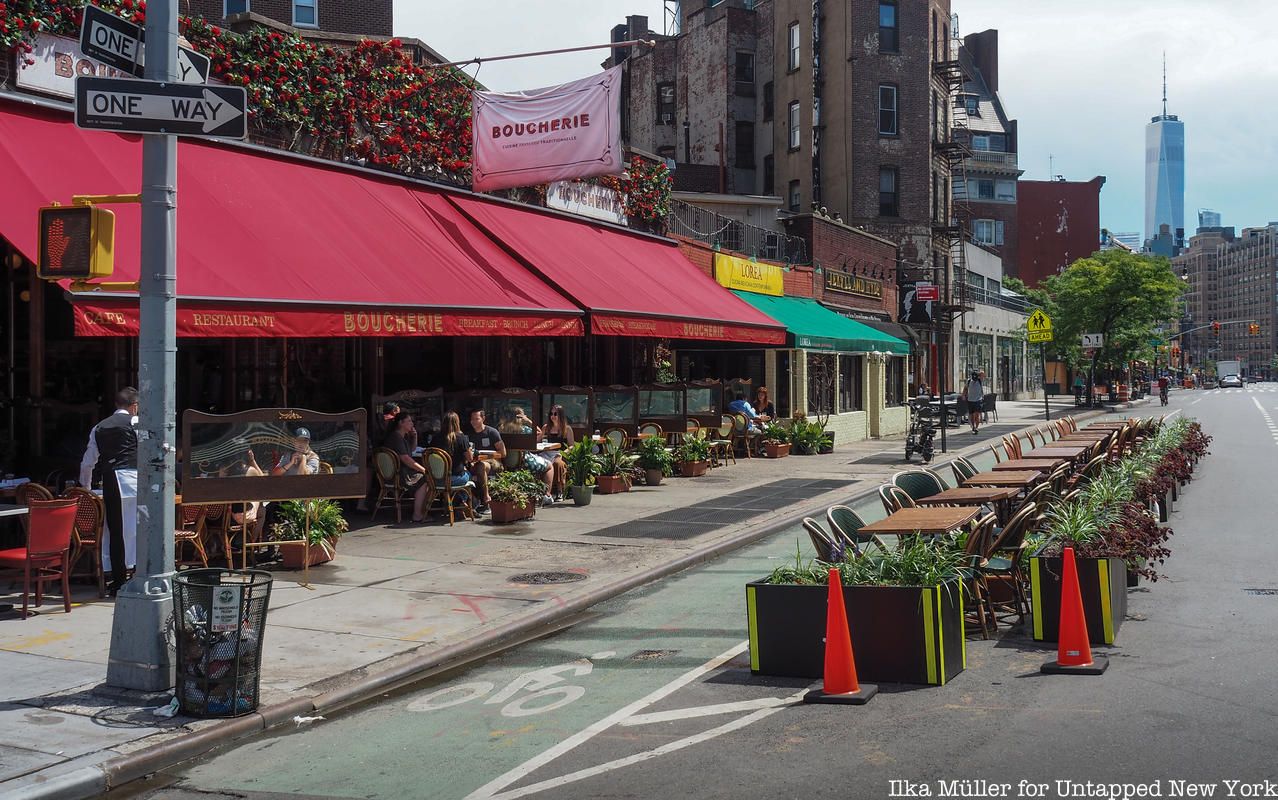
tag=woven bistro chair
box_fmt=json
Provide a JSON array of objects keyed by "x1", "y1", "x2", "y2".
[
  {"x1": 731, "y1": 413, "x2": 760, "y2": 458},
  {"x1": 951, "y1": 456, "x2": 979, "y2": 485},
  {"x1": 878, "y1": 484, "x2": 916, "y2": 516},
  {"x1": 988, "y1": 444, "x2": 1003, "y2": 464},
  {"x1": 892, "y1": 469, "x2": 945, "y2": 501},
  {"x1": 980, "y1": 502, "x2": 1039, "y2": 627},
  {"x1": 707, "y1": 416, "x2": 736, "y2": 467},
  {"x1": 602, "y1": 427, "x2": 628, "y2": 453},
  {"x1": 826, "y1": 505, "x2": 889, "y2": 556},
  {"x1": 371, "y1": 447, "x2": 413, "y2": 524},
  {"x1": 174, "y1": 503, "x2": 210, "y2": 569},
  {"x1": 637, "y1": 422, "x2": 663, "y2": 439},
  {"x1": 962, "y1": 512, "x2": 998, "y2": 639},
  {"x1": 803, "y1": 517, "x2": 841, "y2": 562},
  {"x1": 424, "y1": 447, "x2": 475, "y2": 526},
  {"x1": 0, "y1": 499, "x2": 77, "y2": 618},
  {"x1": 15, "y1": 482, "x2": 56, "y2": 536},
  {"x1": 60, "y1": 487, "x2": 106, "y2": 597}
]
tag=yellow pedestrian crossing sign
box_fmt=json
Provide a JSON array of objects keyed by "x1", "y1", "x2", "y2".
[{"x1": 1027, "y1": 310, "x2": 1053, "y2": 343}]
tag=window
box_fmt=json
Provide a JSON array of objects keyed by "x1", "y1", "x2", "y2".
[
  {"x1": 292, "y1": 0, "x2": 316, "y2": 27},
  {"x1": 886, "y1": 357, "x2": 905, "y2": 407},
  {"x1": 807, "y1": 353, "x2": 835, "y2": 416},
  {"x1": 878, "y1": 85, "x2": 898, "y2": 135},
  {"x1": 879, "y1": 2, "x2": 898, "y2": 53},
  {"x1": 788, "y1": 179, "x2": 801, "y2": 212},
  {"x1": 788, "y1": 101, "x2": 801, "y2": 150},
  {"x1": 775, "y1": 351, "x2": 791, "y2": 418},
  {"x1": 973, "y1": 219, "x2": 1005, "y2": 246},
  {"x1": 763, "y1": 154, "x2": 775, "y2": 196},
  {"x1": 735, "y1": 121, "x2": 755, "y2": 168},
  {"x1": 988, "y1": 133, "x2": 1007, "y2": 152},
  {"x1": 224, "y1": 0, "x2": 249, "y2": 13},
  {"x1": 932, "y1": 89, "x2": 946, "y2": 141},
  {"x1": 839, "y1": 355, "x2": 865, "y2": 412},
  {"x1": 964, "y1": 95, "x2": 981, "y2": 116},
  {"x1": 735, "y1": 51, "x2": 755, "y2": 85},
  {"x1": 657, "y1": 82, "x2": 676, "y2": 125},
  {"x1": 763, "y1": 81, "x2": 774, "y2": 121},
  {"x1": 971, "y1": 134, "x2": 990, "y2": 151},
  {"x1": 879, "y1": 167, "x2": 899, "y2": 217},
  {"x1": 975, "y1": 179, "x2": 995, "y2": 200},
  {"x1": 788, "y1": 22, "x2": 801, "y2": 71},
  {"x1": 995, "y1": 180, "x2": 1016, "y2": 202}
]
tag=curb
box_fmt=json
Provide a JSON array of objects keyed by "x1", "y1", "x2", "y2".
[{"x1": 14, "y1": 406, "x2": 1117, "y2": 799}]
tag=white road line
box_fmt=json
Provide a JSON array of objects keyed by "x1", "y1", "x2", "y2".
[
  {"x1": 464, "y1": 641, "x2": 750, "y2": 800},
  {"x1": 618, "y1": 696, "x2": 796, "y2": 726},
  {"x1": 1191, "y1": 398, "x2": 1202, "y2": 405},
  {"x1": 484, "y1": 690, "x2": 807, "y2": 800},
  {"x1": 1252, "y1": 398, "x2": 1267, "y2": 413}
]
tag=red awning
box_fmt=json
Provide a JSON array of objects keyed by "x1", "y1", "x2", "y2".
[
  {"x1": 0, "y1": 100, "x2": 583, "y2": 338},
  {"x1": 449, "y1": 196, "x2": 787, "y2": 345}
]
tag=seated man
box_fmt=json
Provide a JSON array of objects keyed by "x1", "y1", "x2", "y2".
[
  {"x1": 727, "y1": 393, "x2": 765, "y2": 432},
  {"x1": 465, "y1": 409, "x2": 506, "y2": 511},
  {"x1": 383, "y1": 412, "x2": 431, "y2": 523},
  {"x1": 272, "y1": 428, "x2": 319, "y2": 475}
]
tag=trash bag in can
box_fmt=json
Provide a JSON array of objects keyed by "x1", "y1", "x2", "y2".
[{"x1": 173, "y1": 569, "x2": 272, "y2": 718}]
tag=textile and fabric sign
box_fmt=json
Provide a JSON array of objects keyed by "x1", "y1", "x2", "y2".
[
  {"x1": 73, "y1": 300, "x2": 584, "y2": 339},
  {"x1": 546, "y1": 181, "x2": 627, "y2": 226},
  {"x1": 16, "y1": 33, "x2": 133, "y2": 101},
  {"x1": 591, "y1": 314, "x2": 786, "y2": 345},
  {"x1": 472, "y1": 66, "x2": 623, "y2": 192},
  {"x1": 824, "y1": 270, "x2": 883, "y2": 300},
  {"x1": 899, "y1": 280, "x2": 935, "y2": 325},
  {"x1": 714, "y1": 253, "x2": 783, "y2": 297}
]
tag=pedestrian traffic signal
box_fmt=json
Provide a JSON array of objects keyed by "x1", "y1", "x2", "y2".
[{"x1": 37, "y1": 204, "x2": 115, "y2": 280}]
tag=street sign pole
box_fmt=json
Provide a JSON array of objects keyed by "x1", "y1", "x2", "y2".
[
  {"x1": 1041, "y1": 343, "x2": 1049, "y2": 422},
  {"x1": 106, "y1": 0, "x2": 178, "y2": 692}
]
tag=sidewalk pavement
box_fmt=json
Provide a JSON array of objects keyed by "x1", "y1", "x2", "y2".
[{"x1": 0, "y1": 396, "x2": 1142, "y2": 799}]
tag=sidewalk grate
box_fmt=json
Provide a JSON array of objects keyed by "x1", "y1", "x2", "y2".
[
  {"x1": 587, "y1": 478, "x2": 855, "y2": 540},
  {"x1": 1242, "y1": 588, "x2": 1278, "y2": 596},
  {"x1": 508, "y1": 571, "x2": 588, "y2": 585}
]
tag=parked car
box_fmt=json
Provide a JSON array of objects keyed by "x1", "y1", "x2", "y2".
[
  {"x1": 1247, "y1": 375, "x2": 1262, "y2": 383},
  {"x1": 1220, "y1": 374, "x2": 1244, "y2": 388}
]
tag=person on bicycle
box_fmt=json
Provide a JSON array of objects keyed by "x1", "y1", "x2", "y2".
[{"x1": 1157, "y1": 374, "x2": 1170, "y2": 404}]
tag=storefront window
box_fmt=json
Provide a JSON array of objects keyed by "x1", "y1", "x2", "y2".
[
  {"x1": 886, "y1": 357, "x2": 905, "y2": 407},
  {"x1": 775, "y1": 351, "x2": 791, "y2": 419},
  {"x1": 807, "y1": 353, "x2": 835, "y2": 416},
  {"x1": 996, "y1": 337, "x2": 1024, "y2": 396},
  {"x1": 959, "y1": 331, "x2": 994, "y2": 386},
  {"x1": 838, "y1": 355, "x2": 864, "y2": 412}
]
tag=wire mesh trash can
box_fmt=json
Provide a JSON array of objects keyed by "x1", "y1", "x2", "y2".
[{"x1": 173, "y1": 569, "x2": 272, "y2": 718}]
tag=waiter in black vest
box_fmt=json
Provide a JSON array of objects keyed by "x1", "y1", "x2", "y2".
[{"x1": 79, "y1": 387, "x2": 140, "y2": 595}]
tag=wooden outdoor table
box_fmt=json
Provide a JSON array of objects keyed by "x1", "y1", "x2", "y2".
[
  {"x1": 963, "y1": 470, "x2": 1043, "y2": 488},
  {"x1": 914, "y1": 486, "x2": 1021, "y2": 523},
  {"x1": 1058, "y1": 432, "x2": 1111, "y2": 442},
  {"x1": 993, "y1": 458, "x2": 1068, "y2": 473},
  {"x1": 0, "y1": 503, "x2": 30, "y2": 518},
  {"x1": 1086, "y1": 421, "x2": 1131, "y2": 428},
  {"x1": 860, "y1": 506, "x2": 983, "y2": 538},
  {"x1": 1024, "y1": 445, "x2": 1091, "y2": 459}
]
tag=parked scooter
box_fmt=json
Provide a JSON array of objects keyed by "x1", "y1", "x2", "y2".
[{"x1": 904, "y1": 400, "x2": 937, "y2": 464}]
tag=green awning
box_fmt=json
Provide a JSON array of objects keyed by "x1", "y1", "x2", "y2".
[{"x1": 732, "y1": 292, "x2": 910, "y2": 355}]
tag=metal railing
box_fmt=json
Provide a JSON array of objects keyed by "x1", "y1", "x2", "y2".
[
  {"x1": 964, "y1": 283, "x2": 1034, "y2": 314},
  {"x1": 666, "y1": 198, "x2": 808, "y2": 264},
  {"x1": 966, "y1": 150, "x2": 1019, "y2": 168}
]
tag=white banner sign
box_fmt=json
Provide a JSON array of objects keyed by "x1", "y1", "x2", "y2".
[
  {"x1": 472, "y1": 66, "x2": 623, "y2": 192},
  {"x1": 17, "y1": 33, "x2": 133, "y2": 101},
  {"x1": 545, "y1": 181, "x2": 627, "y2": 226}
]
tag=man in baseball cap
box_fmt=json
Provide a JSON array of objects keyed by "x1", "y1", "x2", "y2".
[{"x1": 272, "y1": 427, "x2": 319, "y2": 475}]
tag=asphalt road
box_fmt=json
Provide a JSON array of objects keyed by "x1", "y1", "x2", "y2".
[{"x1": 118, "y1": 387, "x2": 1278, "y2": 800}]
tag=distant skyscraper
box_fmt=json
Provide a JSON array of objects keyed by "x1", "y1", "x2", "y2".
[
  {"x1": 1112, "y1": 231, "x2": 1143, "y2": 251},
  {"x1": 1145, "y1": 60, "x2": 1185, "y2": 250},
  {"x1": 1198, "y1": 209, "x2": 1221, "y2": 229}
]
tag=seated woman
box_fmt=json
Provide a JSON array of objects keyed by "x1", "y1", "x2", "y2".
[
  {"x1": 499, "y1": 406, "x2": 537, "y2": 435},
  {"x1": 753, "y1": 386, "x2": 776, "y2": 423},
  {"x1": 539, "y1": 404, "x2": 574, "y2": 499}
]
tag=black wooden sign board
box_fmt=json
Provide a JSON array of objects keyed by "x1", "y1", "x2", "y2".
[{"x1": 75, "y1": 76, "x2": 248, "y2": 139}]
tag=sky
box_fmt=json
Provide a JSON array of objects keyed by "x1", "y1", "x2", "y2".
[{"x1": 396, "y1": 1, "x2": 1278, "y2": 237}]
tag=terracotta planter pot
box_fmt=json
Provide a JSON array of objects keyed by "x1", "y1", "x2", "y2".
[
  {"x1": 763, "y1": 442, "x2": 790, "y2": 459},
  {"x1": 596, "y1": 475, "x2": 630, "y2": 494},
  {"x1": 489, "y1": 499, "x2": 535, "y2": 523},
  {"x1": 281, "y1": 539, "x2": 335, "y2": 569},
  {"x1": 679, "y1": 460, "x2": 710, "y2": 478},
  {"x1": 643, "y1": 468, "x2": 665, "y2": 486}
]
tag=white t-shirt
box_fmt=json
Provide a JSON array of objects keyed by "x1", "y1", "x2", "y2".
[{"x1": 965, "y1": 379, "x2": 984, "y2": 403}]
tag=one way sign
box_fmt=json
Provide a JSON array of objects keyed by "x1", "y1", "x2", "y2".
[
  {"x1": 75, "y1": 77, "x2": 247, "y2": 139},
  {"x1": 80, "y1": 5, "x2": 211, "y2": 84}
]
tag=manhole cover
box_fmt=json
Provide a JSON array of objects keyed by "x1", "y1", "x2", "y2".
[
  {"x1": 629, "y1": 649, "x2": 679, "y2": 661},
  {"x1": 508, "y1": 571, "x2": 587, "y2": 585},
  {"x1": 1243, "y1": 588, "x2": 1278, "y2": 596}
]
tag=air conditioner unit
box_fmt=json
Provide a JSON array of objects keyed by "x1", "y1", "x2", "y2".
[{"x1": 662, "y1": 113, "x2": 673, "y2": 125}]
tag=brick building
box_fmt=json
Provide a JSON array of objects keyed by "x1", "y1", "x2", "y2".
[
  {"x1": 1015, "y1": 176, "x2": 1105, "y2": 288},
  {"x1": 184, "y1": 0, "x2": 393, "y2": 37},
  {"x1": 953, "y1": 28, "x2": 1020, "y2": 275}
]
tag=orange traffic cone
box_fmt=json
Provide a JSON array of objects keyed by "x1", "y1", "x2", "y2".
[
  {"x1": 1041, "y1": 546, "x2": 1109, "y2": 675},
  {"x1": 804, "y1": 568, "x2": 877, "y2": 704}
]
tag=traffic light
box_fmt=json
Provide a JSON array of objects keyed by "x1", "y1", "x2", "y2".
[
  {"x1": 37, "y1": 204, "x2": 115, "y2": 280},
  {"x1": 1171, "y1": 345, "x2": 1180, "y2": 357},
  {"x1": 1249, "y1": 323, "x2": 1261, "y2": 336},
  {"x1": 1212, "y1": 320, "x2": 1221, "y2": 336}
]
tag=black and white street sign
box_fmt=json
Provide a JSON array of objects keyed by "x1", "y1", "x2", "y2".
[
  {"x1": 79, "y1": 5, "x2": 210, "y2": 84},
  {"x1": 75, "y1": 77, "x2": 247, "y2": 139},
  {"x1": 1081, "y1": 333, "x2": 1105, "y2": 348}
]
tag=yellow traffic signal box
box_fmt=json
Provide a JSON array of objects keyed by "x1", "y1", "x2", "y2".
[{"x1": 37, "y1": 204, "x2": 115, "y2": 280}]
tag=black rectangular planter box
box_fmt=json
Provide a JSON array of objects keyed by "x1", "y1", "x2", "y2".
[
  {"x1": 746, "y1": 579, "x2": 965, "y2": 686},
  {"x1": 1029, "y1": 555, "x2": 1126, "y2": 645}
]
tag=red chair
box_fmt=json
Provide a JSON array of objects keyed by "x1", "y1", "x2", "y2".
[{"x1": 0, "y1": 499, "x2": 78, "y2": 619}]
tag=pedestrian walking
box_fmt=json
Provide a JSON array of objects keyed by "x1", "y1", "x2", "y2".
[
  {"x1": 78, "y1": 387, "x2": 140, "y2": 595},
  {"x1": 964, "y1": 371, "x2": 985, "y2": 435}
]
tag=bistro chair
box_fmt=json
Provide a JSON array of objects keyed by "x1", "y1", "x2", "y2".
[
  {"x1": 826, "y1": 505, "x2": 889, "y2": 556},
  {"x1": 892, "y1": 469, "x2": 945, "y2": 501},
  {"x1": 371, "y1": 447, "x2": 413, "y2": 524},
  {"x1": 1019, "y1": 481, "x2": 1053, "y2": 513},
  {"x1": 15, "y1": 482, "x2": 55, "y2": 535},
  {"x1": 602, "y1": 427, "x2": 628, "y2": 453},
  {"x1": 424, "y1": 447, "x2": 474, "y2": 526},
  {"x1": 638, "y1": 422, "x2": 663, "y2": 439},
  {"x1": 318, "y1": 461, "x2": 335, "y2": 474},
  {"x1": 802, "y1": 517, "x2": 841, "y2": 562},
  {"x1": 679, "y1": 418, "x2": 700, "y2": 447},
  {"x1": 174, "y1": 503, "x2": 210, "y2": 569},
  {"x1": 981, "y1": 394, "x2": 998, "y2": 423},
  {"x1": 951, "y1": 456, "x2": 979, "y2": 485},
  {"x1": 1067, "y1": 455, "x2": 1108, "y2": 491},
  {"x1": 60, "y1": 487, "x2": 106, "y2": 597},
  {"x1": 1001, "y1": 435, "x2": 1023, "y2": 461},
  {"x1": 707, "y1": 417, "x2": 736, "y2": 467},
  {"x1": 0, "y1": 499, "x2": 77, "y2": 619},
  {"x1": 878, "y1": 484, "x2": 916, "y2": 516},
  {"x1": 980, "y1": 501, "x2": 1039, "y2": 627},
  {"x1": 730, "y1": 413, "x2": 760, "y2": 458},
  {"x1": 962, "y1": 512, "x2": 998, "y2": 639},
  {"x1": 988, "y1": 444, "x2": 1003, "y2": 464}
]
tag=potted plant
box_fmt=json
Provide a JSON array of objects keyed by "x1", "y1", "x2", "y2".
[
  {"x1": 596, "y1": 440, "x2": 637, "y2": 494},
  {"x1": 747, "y1": 539, "x2": 969, "y2": 686},
  {"x1": 635, "y1": 435, "x2": 675, "y2": 486},
  {"x1": 487, "y1": 469, "x2": 546, "y2": 523},
  {"x1": 760, "y1": 422, "x2": 791, "y2": 459},
  {"x1": 270, "y1": 499, "x2": 348, "y2": 568},
  {"x1": 562, "y1": 439, "x2": 600, "y2": 506},
  {"x1": 674, "y1": 434, "x2": 712, "y2": 477},
  {"x1": 788, "y1": 419, "x2": 827, "y2": 455}
]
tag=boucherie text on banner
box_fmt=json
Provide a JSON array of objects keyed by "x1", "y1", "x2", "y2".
[{"x1": 471, "y1": 66, "x2": 623, "y2": 192}]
